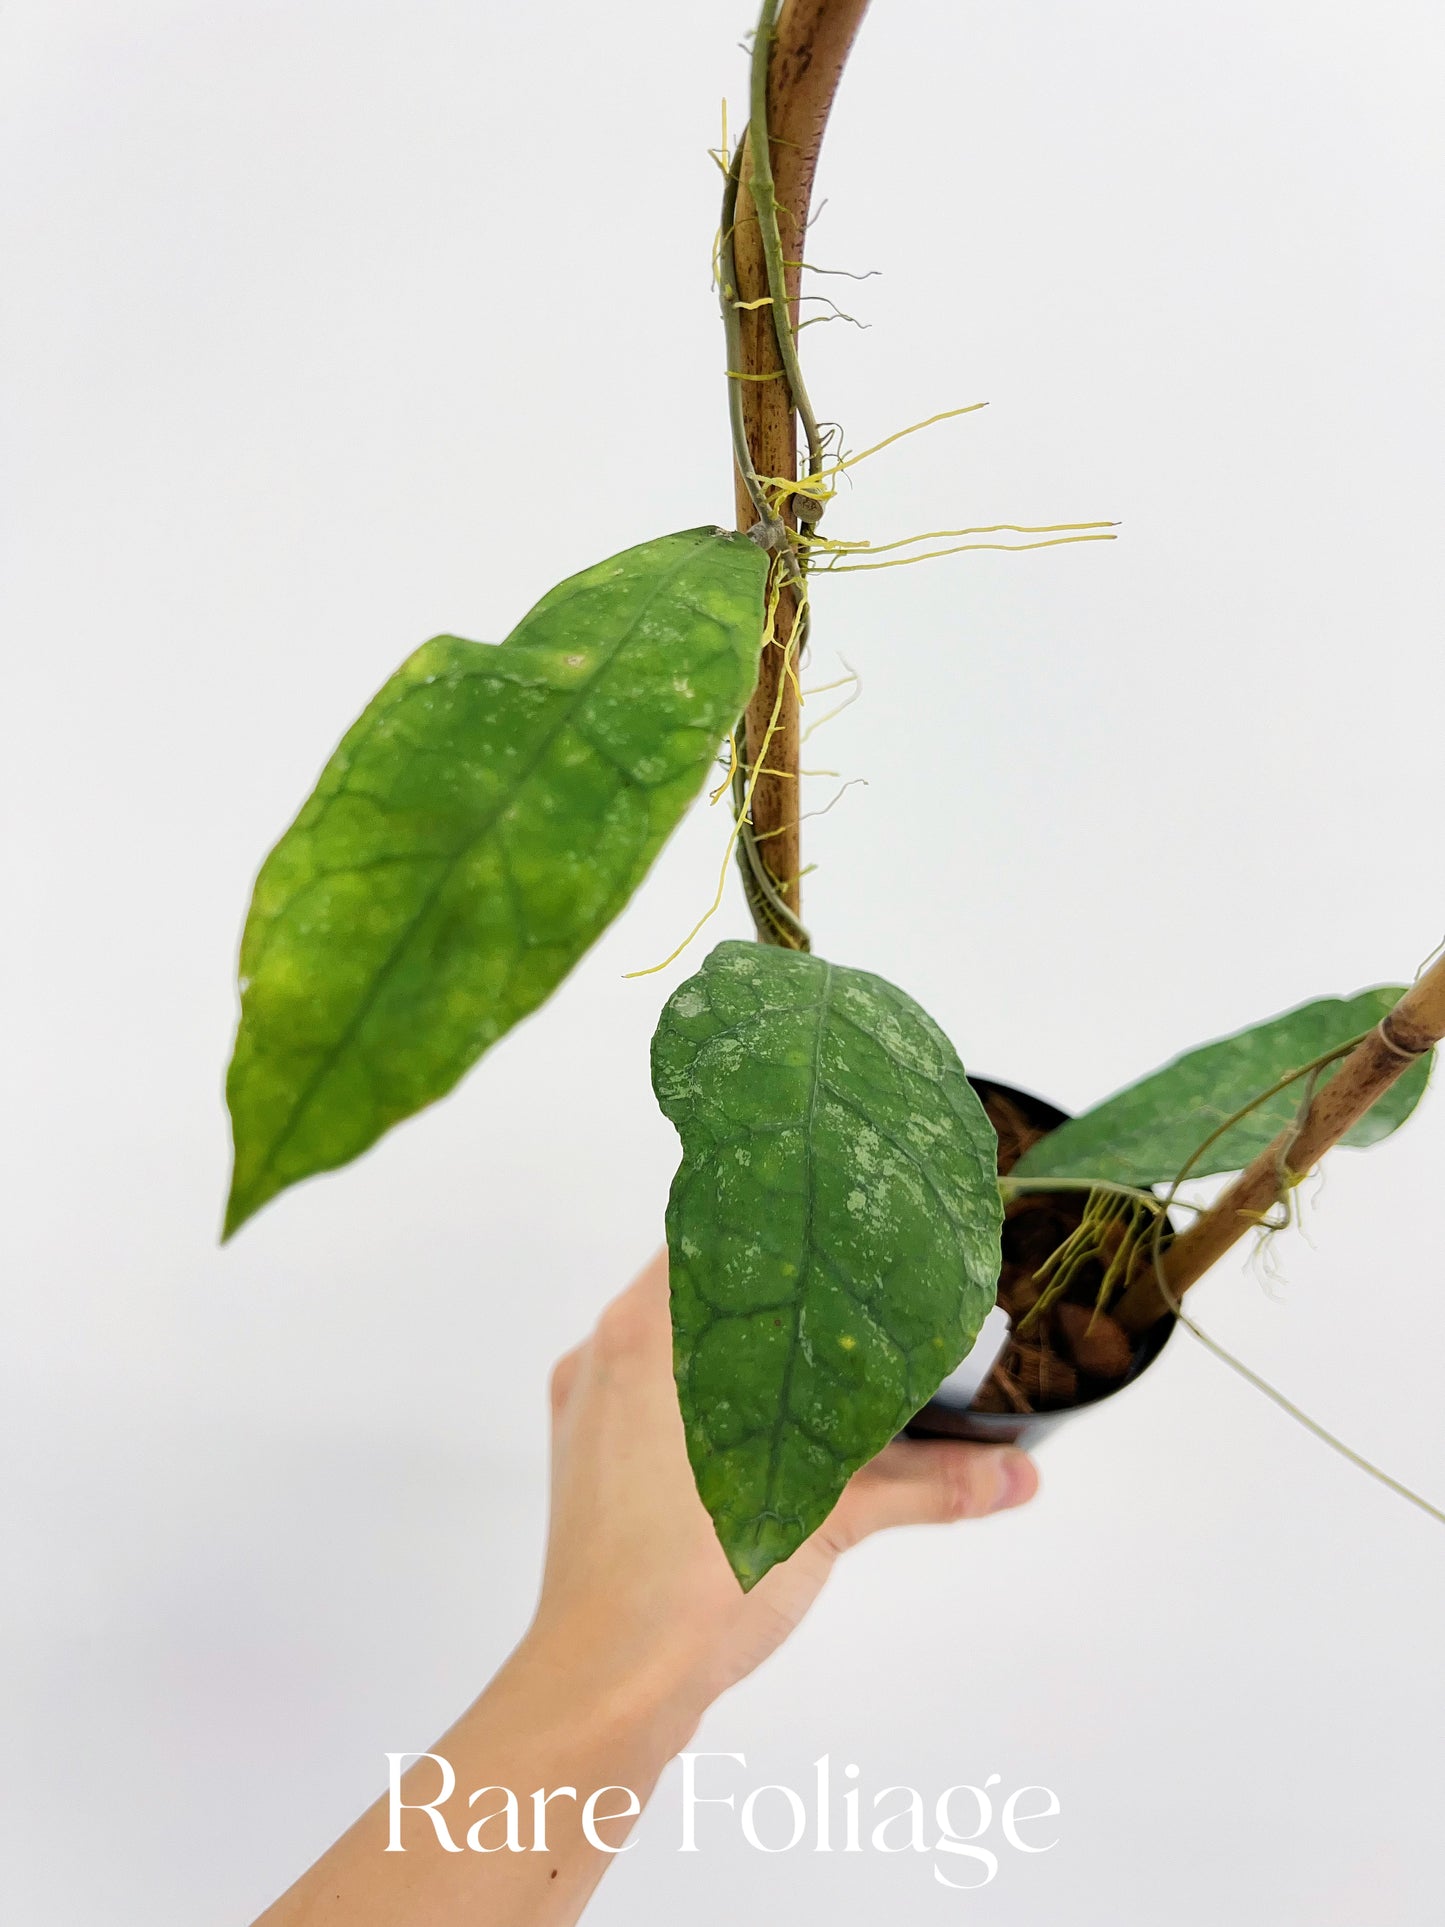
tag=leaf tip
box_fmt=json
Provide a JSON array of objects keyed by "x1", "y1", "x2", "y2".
[
  {"x1": 221, "y1": 1174, "x2": 262, "y2": 1243},
  {"x1": 720, "y1": 1512, "x2": 807, "y2": 1592}
]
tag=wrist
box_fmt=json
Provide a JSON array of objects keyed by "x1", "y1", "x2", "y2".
[{"x1": 510, "y1": 1609, "x2": 713, "y2": 1763}]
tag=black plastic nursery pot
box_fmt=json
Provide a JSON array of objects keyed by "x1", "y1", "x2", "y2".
[{"x1": 905, "y1": 1078, "x2": 1176, "y2": 1450}]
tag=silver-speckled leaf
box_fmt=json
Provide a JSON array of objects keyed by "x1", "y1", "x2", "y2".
[
  {"x1": 652, "y1": 942, "x2": 1002, "y2": 1589},
  {"x1": 1014, "y1": 987, "x2": 1432, "y2": 1189},
  {"x1": 226, "y1": 528, "x2": 768, "y2": 1236}
]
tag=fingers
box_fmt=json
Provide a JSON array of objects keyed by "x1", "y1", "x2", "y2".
[
  {"x1": 590, "y1": 1249, "x2": 670, "y2": 1365},
  {"x1": 827, "y1": 1440, "x2": 1038, "y2": 1549},
  {"x1": 548, "y1": 1345, "x2": 583, "y2": 1415},
  {"x1": 549, "y1": 1249, "x2": 672, "y2": 1419}
]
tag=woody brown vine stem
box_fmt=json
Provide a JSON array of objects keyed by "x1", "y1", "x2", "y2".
[
  {"x1": 1113, "y1": 953, "x2": 1445, "y2": 1336},
  {"x1": 723, "y1": 5, "x2": 1444, "y2": 1389},
  {"x1": 730, "y1": 0, "x2": 872, "y2": 937}
]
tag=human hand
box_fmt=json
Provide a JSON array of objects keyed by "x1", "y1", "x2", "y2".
[
  {"x1": 527, "y1": 1249, "x2": 1039, "y2": 1748},
  {"x1": 253, "y1": 1249, "x2": 1038, "y2": 1927}
]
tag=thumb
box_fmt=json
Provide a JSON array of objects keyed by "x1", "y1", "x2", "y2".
[{"x1": 827, "y1": 1439, "x2": 1038, "y2": 1549}]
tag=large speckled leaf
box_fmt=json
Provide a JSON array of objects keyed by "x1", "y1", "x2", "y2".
[
  {"x1": 225, "y1": 527, "x2": 768, "y2": 1236},
  {"x1": 652, "y1": 941, "x2": 1003, "y2": 1589},
  {"x1": 1014, "y1": 987, "x2": 1432, "y2": 1189}
]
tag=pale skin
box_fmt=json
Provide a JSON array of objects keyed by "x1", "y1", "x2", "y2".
[{"x1": 254, "y1": 1251, "x2": 1039, "y2": 1925}]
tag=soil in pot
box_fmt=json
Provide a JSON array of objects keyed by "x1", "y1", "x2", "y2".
[{"x1": 907, "y1": 1079, "x2": 1173, "y2": 1442}]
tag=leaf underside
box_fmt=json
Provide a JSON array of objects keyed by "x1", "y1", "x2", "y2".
[
  {"x1": 1013, "y1": 987, "x2": 1432, "y2": 1190},
  {"x1": 653, "y1": 942, "x2": 1003, "y2": 1590},
  {"x1": 225, "y1": 527, "x2": 769, "y2": 1235}
]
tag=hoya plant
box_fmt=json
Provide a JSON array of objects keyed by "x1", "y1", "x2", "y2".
[{"x1": 223, "y1": 0, "x2": 1444, "y2": 1588}]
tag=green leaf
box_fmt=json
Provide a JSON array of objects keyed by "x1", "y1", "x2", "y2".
[
  {"x1": 226, "y1": 527, "x2": 769, "y2": 1236},
  {"x1": 652, "y1": 941, "x2": 1003, "y2": 1589},
  {"x1": 1013, "y1": 987, "x2": 1432, "y2": 1189}
]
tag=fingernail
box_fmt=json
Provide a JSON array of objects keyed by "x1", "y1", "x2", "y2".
[{"x1": 991, "y1": 1449, "x2": 1037, "y2": 1513}]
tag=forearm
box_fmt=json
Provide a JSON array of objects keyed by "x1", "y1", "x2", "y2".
[
  {"x1": 254, "y1": 1623, "x2": 697, "y2": 1927},
  {"x1": 250, "y1": 1253, "x2": 1036, "y2": 1925}
]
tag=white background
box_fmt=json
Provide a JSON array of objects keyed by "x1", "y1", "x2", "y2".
[{"x1": 4, "y1": 2, "x2": 1444, "y2": 1920}]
